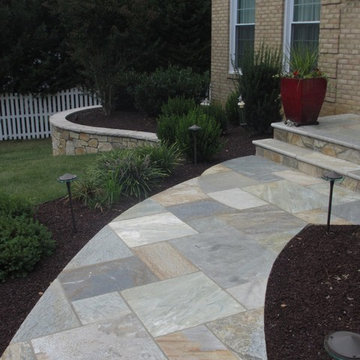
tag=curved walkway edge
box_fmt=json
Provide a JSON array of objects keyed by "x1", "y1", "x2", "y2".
[{"x1": 2, "y1": 155, "x2": 360, "y2": 360}]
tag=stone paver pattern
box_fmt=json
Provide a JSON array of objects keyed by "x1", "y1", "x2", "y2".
[{"x1": 2, "y1": 155, "x2": 359, "y2": 360}]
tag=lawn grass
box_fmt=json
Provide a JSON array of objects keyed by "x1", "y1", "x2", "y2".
[{"x1": 0, "y1": 138, "x2": 99, "y2": 205}]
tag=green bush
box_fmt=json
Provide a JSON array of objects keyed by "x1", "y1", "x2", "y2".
[
  {"x1": 74, "y1": 144, "x2": 182, "y2": 207},
  {"x1": 135, "y1": 143, "x2": 183, "y2": 174},
  {"x1": 225, "y1": 91, "x2": 240, "y2": 125},
  {"x1": 158, "y1": 107, "x2": 223, "y2": 162},
  {"x1": 236, "y1": 44, "x2": 282, "y2": 135},
  {"x1": 133, "y1": 66, "x2": 209, "y2": 116},
  {"x1": 160, "y1": 97, "x2": 197, "y2": 117},
  {"x1": 202, "y1": 102, "x2": 227, "y2": 133},
  {"x1": 113, "y1": 71, "x2": 143, "y2": 111},
  {"x1": 0, "y1": 193, "x2": 54, "y2": 281},
  {"x1": 157, "y1": 97, "x2": 197, "y2": 146}
]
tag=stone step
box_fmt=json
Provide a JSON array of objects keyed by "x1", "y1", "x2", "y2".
[
  {"x1": 253, "y1": 138, "x2": 360, "y2": 192},
  {"x1": 272, "y1": 114, "x2": 360, "y2": 165}
]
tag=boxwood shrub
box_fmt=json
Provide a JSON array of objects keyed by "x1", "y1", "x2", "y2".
[
  {"x1": 0, "y1": 193, "x2": 54, "y2": 282},
  {"x1": 133, "y1": 66, "x2": 209, "y2": 116}
]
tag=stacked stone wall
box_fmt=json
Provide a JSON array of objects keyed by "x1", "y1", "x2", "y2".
[{"x1": 50, "y1": 107, "x2": 159, "y2": 156}]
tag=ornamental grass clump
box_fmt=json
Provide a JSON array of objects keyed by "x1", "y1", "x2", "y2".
[
  {"x1": 0, "y1": 193, "x2": 54, "y2": 282},
  {"x1": 282, "y1": 46, "x2": 326, "y2": 80},
  {"x1": 74, "y1": 144, "x2": 182, "y2": 208}
]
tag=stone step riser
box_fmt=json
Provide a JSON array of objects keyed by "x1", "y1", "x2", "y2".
[
  {"x1": 274, "y1": 128, "x2": 360, "y2": 165},
  {"x1": 256, "y1": 146, "x2": 360, "y2": 193}
]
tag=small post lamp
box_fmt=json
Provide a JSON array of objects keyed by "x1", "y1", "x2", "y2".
[
  {"x1": 188, "y1": 125, "x2": 201, "y2": 165},
  {"x1": 322, "y1": 170, "x2": 343, "y2": 233},
  {"x1": 238, "y1": 95, "x2": 246, "y2": 126},
  {"x1": 324, "y1": 331, "x2": 360, "y2": 360},
  {"x1": 200, "y1": 98, "x2": 211, "y2": 107},
  {"x1": 57, "y1": 173, "x2": 78, "y2": 233}
]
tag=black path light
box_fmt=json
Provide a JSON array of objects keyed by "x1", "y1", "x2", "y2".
[
  {"x1": 324, "y1": 331, "x2": 360, "y2": 359},
  {"x1": 188, "y1": 125, "x2": 201, "y2": 165},
  {"x1": 322, "y1": 170, "x2": 344, "y2": 233},
  {"x1": 57, "y1": 173, "x2": 78, "y2": 233}
]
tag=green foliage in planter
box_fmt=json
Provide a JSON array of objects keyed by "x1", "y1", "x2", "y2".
[
  {"x1": 133, "y1": 66, "x2": 209, "y2": 116},
  {"x1": 225, "y1": 91, "x2": 240, "y2": 125},
  {"x1": 74, "y1": 144, "x2": 182, "y2": 207},
  {"x1": 236, "y1": 44, "x2": 282, "y2": 135},
  {"x1": 0, "y1": 193, "x2": 54, "y2": 282}
]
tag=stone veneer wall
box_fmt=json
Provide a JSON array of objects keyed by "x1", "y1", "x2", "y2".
[
  {"x1": 211, "y1": 0, "x2": 360, "y2": 116},
  {"x1": 50, "y1": 106, "x2": 159, "y2": 156}
]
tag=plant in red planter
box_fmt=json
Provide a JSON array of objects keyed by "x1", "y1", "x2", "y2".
[{"x1": 280, "y1": 47, "x2": 327, "y2": 126}]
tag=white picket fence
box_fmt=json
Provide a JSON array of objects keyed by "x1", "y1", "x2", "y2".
[{"x1": 0, "y1": 88, "x2": 100, "y2": 141}]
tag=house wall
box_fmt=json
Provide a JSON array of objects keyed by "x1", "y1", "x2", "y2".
[
  {"x1": 211, "y1": 0, "x2": 235, "y2": 103},
  {"x1": 211, "y1": 0, "x2": 360, "y2": 116}
]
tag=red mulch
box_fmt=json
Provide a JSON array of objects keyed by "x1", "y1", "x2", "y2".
[
  {"x1": 265, "y1": 224, "x2": 360, "y2": 359},
  {"x1": 0, "y1": 109, "x2": 259, "y2": 354}
]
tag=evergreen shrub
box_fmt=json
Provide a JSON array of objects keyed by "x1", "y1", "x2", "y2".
[
  {"x1": 236, "y1": 44, "x2": 282, "y2": 135},
  {"x1": 0, "y1": 193, "x2": 54, "y2": 281},
  {"x1": 133, "y1": 66, "x2": 209, "y2": 116},
  {"x1": 225, "y1": 91, "x2": 240, "y2": 125}
]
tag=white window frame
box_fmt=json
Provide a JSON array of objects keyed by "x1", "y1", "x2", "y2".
[
  {"x1": 283, "y1": 0, "x2": 320, "y2": 71},
  {"x1": 229, "y1": 0, "x2": 255, "y2": 74}
]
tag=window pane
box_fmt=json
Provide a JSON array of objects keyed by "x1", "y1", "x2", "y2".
[
  {"x1": 237, "y1": 0, "x2": 255, "y2": 24},
  {"x1": 291, "y1": 23, "x2": 319, "y2": 49},
  {"x1": 294, "y1": 0, "x2": 320, "y2": 22},
  {"x1": 235, "y1": 25, "x2": 255, "y2": 67}
]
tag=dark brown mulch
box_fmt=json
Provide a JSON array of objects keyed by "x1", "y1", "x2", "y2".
[
  {"x1": 67, "y1": 108, "x2": 158, "y2": 132},
  {"x1": 0, "y1": 110, "x2": 260, "y2": 355},
  {"x1": 265, "y1": 224, "x2": 360, "y2": 360}
]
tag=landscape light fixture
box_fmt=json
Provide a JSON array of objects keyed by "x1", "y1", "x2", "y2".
[
  {"x1": 200, "y1": 98, "x2": 210, "y2": 106},
  {"x1": 324, "y1": 331, "x2": 360, "y2": 360},
  {"x1": 322, "y1": 170, "x2": 343, "y2": 233},
  {"x1": 238, "y1": 95, "x2": 246, "y2": 126},
  {"x1": 188, "y1": 124, "x2": 201, "y2": 165},
  {"x1": 57, "y1": 173, "x2": 78, "y2": 233}
]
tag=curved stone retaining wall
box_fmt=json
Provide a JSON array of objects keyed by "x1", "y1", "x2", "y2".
[{"x1": 50, "y1": 106, "x2": 159, "y2": 156}]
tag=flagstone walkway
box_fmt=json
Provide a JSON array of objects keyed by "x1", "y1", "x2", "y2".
[{"x1": 2, "y1": 155, "x2": 360, "y2": 360}]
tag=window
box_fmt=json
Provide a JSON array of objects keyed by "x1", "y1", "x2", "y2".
[
  {"x1": 284, "y1": 0, "x2": 320, "y2": 66},
  {"x1": 230, "y1": 0, "x2": 255, "y2": 72}
]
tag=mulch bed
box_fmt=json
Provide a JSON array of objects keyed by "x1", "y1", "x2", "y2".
[{"x1": 265, "y1": 224, "x2": 360, "y2": 359}]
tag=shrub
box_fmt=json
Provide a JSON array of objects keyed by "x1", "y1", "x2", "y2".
[
  {"x1": 160, "y1": 97, "x2": 197, "y2": 117},
  {"x1": 157, "y1": 97, "x2": 198, "y2": 146},
  {"x1": 225, "y1": 91, "x2": 240, "y2": 125},
  {"x1": 135, "y1": 143, "x2": 183, "y2": 174},
  {"x1": 113, "y1": 71, "x2": 143, "y2": 111},
  {"x1": 74, "y1": 144, "x2": 182, "y2": 207},
  {"x1": 133, "y1": 66, "x2": 209, "y2": 116},
  {"x1": 236, "y1": 44, "x2": 282, "y2": 135},
  {"x1": 202, "y1": 102, "x2": 228, "y2": 133},
  {"x1": 174, "y1": 108, "x2": 223, "y2": 161},
  {"x1": 0, "y1": 193, "x2": 54, "y2": 281}
]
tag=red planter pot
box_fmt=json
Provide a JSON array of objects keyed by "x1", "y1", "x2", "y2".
[{"x1": 281, "y1": 78, "x2": 327, "y2": 126}]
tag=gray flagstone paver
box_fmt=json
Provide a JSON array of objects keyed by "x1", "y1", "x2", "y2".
[{"x1": 3, "y1": 154, "x2": 359, "y2": 360}]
